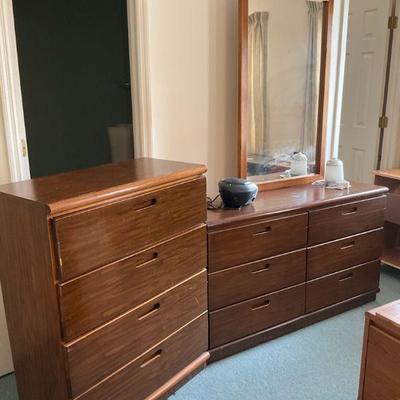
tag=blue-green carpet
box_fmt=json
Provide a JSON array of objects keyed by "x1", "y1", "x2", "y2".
[{"x1": 1, "y1": 267, "x2": 399, "y2": 400}]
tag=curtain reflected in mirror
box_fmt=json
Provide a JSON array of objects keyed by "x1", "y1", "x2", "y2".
[{"x1": 247, "y1": 0, "x2": 324, "y2": 182}]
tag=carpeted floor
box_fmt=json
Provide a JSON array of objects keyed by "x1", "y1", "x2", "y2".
[{"x1": 1, "y1": 267, "x2": 399, "y2": 400}]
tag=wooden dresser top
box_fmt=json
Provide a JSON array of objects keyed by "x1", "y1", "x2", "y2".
[
  {"x1": 373, "y1": 168, "x2": 400, "y2": 181},
  {"x1": 369, "y1": 300, "x2": 400, "y2": 331},
  {"x1": 0, "y1": 158, "x2": 206, "y2": 215},
  {"x1": 207, "y1": 182, "x2": 388, "y2": 228}
]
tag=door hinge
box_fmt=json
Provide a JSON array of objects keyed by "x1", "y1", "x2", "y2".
[
  {"x1": 388, "y1": 15, "x2": 398, "y2": 30},
  {"x1": 21, "y1": 139, "x2": 27, "y2": 157},
  {"x1": 379, "y1": 116, "x2": 389, "y2": 129}
]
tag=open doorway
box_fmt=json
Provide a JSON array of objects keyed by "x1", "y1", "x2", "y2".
[
  {"x1": 12, "y1": 0, "x2": 134, "y2": 178},
  {"x1": 339, "y1": 0, "x2": 399, "y2": 183}
]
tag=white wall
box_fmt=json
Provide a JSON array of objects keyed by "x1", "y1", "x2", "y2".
[{"x1": 146, "y1": 0, "x2": 237, "y2": 196}]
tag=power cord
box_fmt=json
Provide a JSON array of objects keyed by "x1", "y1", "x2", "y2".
[{"x1": 207, "y1": 194, "x2": 223, "y2": 210}]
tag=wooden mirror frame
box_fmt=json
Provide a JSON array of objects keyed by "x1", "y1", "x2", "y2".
[{"x1": 238, "y1": 0, "x2": 334, "y2": 190}]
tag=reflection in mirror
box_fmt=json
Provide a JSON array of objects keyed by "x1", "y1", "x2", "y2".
[{"x1": 247, "y1": 0, "x2": 324, "y2": 182}]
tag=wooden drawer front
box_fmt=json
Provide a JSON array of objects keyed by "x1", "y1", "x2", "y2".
[
  {"x1": 78, "y1": 314, "x2": 208, "y2": 400},
  {"x1": 307, "y1": 229, "x2": 383, "y2": 280},
  {"x1": 65, "y1": 271, "x2": 207, "y2": 398},
  {"x1": 363, "y1": 326, "x2": 400, "y2": 400},
  {"x1": 308, "y1": 196, "x2": 385, "y2": 246},
  {"x1": 209, "y1": 284, "x2": 305, "y2": 348},
  {"x1": 208, "y1": 213, "x2": 307, "y2": 272},
  {"x1": 306, "y1": 260, "x2": 380, "y2": 313},
  {"x1": 209, "y1": 249, "x2": 306, "y2": 311},
  {"x1": 54, "y1": 177, "x2": 206, "y2": 281},
  {"x1": 58, "y1": 227, "x2": 206, "y2": 341}
]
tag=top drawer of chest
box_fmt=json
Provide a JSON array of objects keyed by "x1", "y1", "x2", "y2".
[
  {"x1": 308, "y1": 196, "x2": 386, "y2": 246},
  {"x1": 208, "y1": 213, "x2": 307, "y2": 273},
  {"x1": 53, "y1": 177, "x2": 206, "y2": 281}
]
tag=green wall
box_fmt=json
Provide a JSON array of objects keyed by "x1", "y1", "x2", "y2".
[{"x1": 13, "y1": 0, "x2": 132, "y2": 178}]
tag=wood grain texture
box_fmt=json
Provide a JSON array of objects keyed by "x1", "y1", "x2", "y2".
[
  {"x1": 362, "y1": 326, "x2": 400, "y2": 400},
  {"x1": 358, "y1": 300, "x2": 400, "y2": 399},
  {"x1": 146, "y1": 354, "x2": 209, "y2": 400},
  {"x1": 207, "y1": 183, "x2": 388, "y2": 231},
  {"x1": 358, "y1": 315, "x2": 371, "y2": 400},
  {"x1": 373, "y1": 168, "x2": 400, "y2": 181},
  {"x1": 306, "y1": 260, "x2": 381, "y2": 313},
  {"x1": 78, "y1": 314, "x2": 208, "y2": 400},
  {"x1": 385, "y1": 193, "x2": 400, "y2": 225},
  {"x1": 374, "y1": 174, "x2": 400, "y2": 194},
  {"x1": 209, "y1": 284, "x2": 305, "y2": 348},
  {"x1": 65, "y1": 271, "x2": 207, "y2": 398},
  {"x1": 59, "y1": 226, "x2": 206, "y2": 341},
  {"x1": 0, "y1": 158, "x2": 207, "y2": 215},
  {"x1": 209, "y1": 249, "x2": 306, "y2": 310},
  {"x1": 0, "y1": 194, "x2": 68, "y2": 400},
  {"x1": 307, "y1": 229, "x2": 383, "y2": 280},
  {"x1": 308, "y1": 196, "x2": 386, "y2": 245},
  {"x1": 365, "y1": 300, "x2": 400, "y2": 342},
  {"x1": 54, "y1": 177, "x2": 206, "y2": 281},
  {"x1": 208, "y1": 213, "x2": 307, "y2": 272},
  {"x1": 0, "y1": 159, "x2": 208, "y2": 400},
  {"x1": 209, "y1": 290, "x2": 378, "y2": 363}
]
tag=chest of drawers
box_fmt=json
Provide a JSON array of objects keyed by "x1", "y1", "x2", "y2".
[
  {"x1": 0, "y1": 158, "x2": 208, "y2": 400},
  {"x1": 207, "y1": 182, "x2": 387, "y2": 361}
]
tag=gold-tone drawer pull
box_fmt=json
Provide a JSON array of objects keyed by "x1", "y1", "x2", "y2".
[
  {"x1": 138, "y1": 303, "x2": 160, "y2": 321},
  {"x1": 136, "y1": 252, "x2": 159, "y2": 269},
  {"x1": 135, "y1": 198, "x2": 157, "y2": 212},
  {"x1": 340, "y1": 241, "x2": 355, "y2": 250},
  {"x1": 342, "y1": 207, "x2": 358, "y2": 216},
  {"x1": 252, "y1": 226, "x2": 272, "y2": 236},
  {"x1": 140, "y1": 349, "x2": 162, "y2": 368},
  {"x1": 339, "y1": 273, "x2": 353, "y2": 282},
  {"x1": 251, "y1": 299, "x2": 271, "y2": 311},
  {"x1": 251, "y1": 264, "x2": 271, "y2": 274}
]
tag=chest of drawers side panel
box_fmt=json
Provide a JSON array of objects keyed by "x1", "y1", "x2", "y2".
[{"x1": 0, "y1": 194, "x2": 68, "y2": 400}]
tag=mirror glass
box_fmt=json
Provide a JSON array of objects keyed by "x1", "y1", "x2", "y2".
[{"x1": 247, "y1": 0, "x2": 324, "y2": 182}]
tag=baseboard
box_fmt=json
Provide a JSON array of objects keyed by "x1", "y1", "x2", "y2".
[{"x1": 209, "y1": 290, "x2": 379, "y2": 363}]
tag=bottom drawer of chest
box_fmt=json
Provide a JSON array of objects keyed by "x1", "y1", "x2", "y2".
[
  {"x1": 76, "y1": 314, "x2": 208, "y2": 400},
  {"x1": 306, "y1": 260, "x2": 380, "y2": 313},
  {"x1": 209, "y1": 284, "x2": 305, "y2": 348}
]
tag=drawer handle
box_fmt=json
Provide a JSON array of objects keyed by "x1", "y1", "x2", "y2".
[
  {"x1": 140, "y1": 349, "x2": 162, "y2": 368},
  {"x1": 136, "y1": 252, "x2": 159, "y2": 269},
  {"x1": 138, "y1": 303, "x2": 161, "y2": 321},
  {"x1": 338, "y1": 273, "x2": 353, "y2": 282},
  {"x1": 340, "y1": 241, "x2": 355, "y2": 250},
  {"x1": 252, "y1": 226, "x2": 272, "y2": 236},
  {"x1": 251, "y1": 264, "x2": 271, "y2": 274},
  {"x1": 135, "y1": 198, "x2": 157, "y2": 212},
  {"x1": 251, "y1": 299, "x2": 270, "y2": 311},
  {"x1": 342, "y1": 207, "x2": 358, "y2": 216}
]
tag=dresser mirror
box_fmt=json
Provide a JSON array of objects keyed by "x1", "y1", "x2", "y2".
[{"x1": 238, "y1": 0, "x2": 333, "y2": 189}]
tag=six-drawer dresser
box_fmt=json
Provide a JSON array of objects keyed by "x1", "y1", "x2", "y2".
[
  {"x1": 207, "y1": 182, "x2": 388, "y2": 361},
  {"x1": 0, "y1": 158, "x2": 208, "y2": 400}
]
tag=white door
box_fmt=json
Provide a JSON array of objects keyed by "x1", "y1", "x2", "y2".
[
  {"x1": 0, "y1": 285, "x2": 13, "y2": 376},
  {"x1": 339, "y1": 0, "x2": 391, "y2": 183}
]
